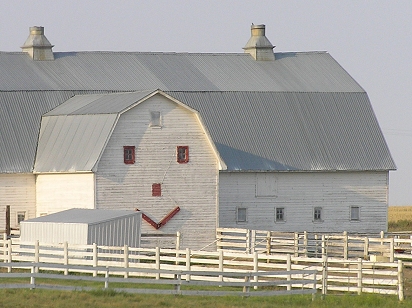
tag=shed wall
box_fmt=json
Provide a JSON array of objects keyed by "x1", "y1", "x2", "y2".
[
  {"x1": 95, "y1": 94, "x2": 219, "y2": 249},
  {"x1": 36, "y1": 173, "x2": 95, "y2": 216},
  {"x1": 20, "y1": 222, "x2": 88, "y2": 244},
  {"x1": 219, "y1": 171, "x2": 389, "y2": 233}
]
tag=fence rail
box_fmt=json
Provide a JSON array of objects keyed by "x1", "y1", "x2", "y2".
[
  {"x1": 217, "y1": 228, "x2": 412, "y2": 263},
  {"x1": 0, "y1": 238, "x2": 404, "y2": 300},
  {"x1": 0, "y1": 262, "x2": 317, "y2": 297}
]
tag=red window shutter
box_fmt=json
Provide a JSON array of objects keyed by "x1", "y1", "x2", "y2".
[
  {"x1": 177, "y1": 146, "x2": 189, "y2": 163},
  {"x1": 152, "y1": 183, "x2": 161, "y2": 196},
  {"x1": 124, "y1": 146, "x2": 135, "y2": 164}
]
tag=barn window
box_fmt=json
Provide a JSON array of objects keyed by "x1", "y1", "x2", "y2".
[
  {"x1": 275, "y1": 207, "x2": 285, "y2": 222},
  {"x1": 177, "y1": 146, "x2": 189, "y2": 163},
  {"x1": 314, "y1": 207, "x2": 322, "y2": 222},
  {"x1": 17, "y1": 212, "x2": 26, "y2": 224},
  {"x1": 152, "y1": 183, "x2": 161, "y2": 197},
  {"x1": 237, "y1": 207, "x2": 247, "y2": 223},
  {"x1": 150, "y1": 111, "x2": 161, "y2": 127},
  {"x1": 350, "y1": 206, "x2": 360, "y2": 221},
  {"x1": 123, "y1": 146, "x2": 135, "y2": 164}
]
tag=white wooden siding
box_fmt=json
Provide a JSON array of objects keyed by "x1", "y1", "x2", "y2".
[
  {"x1": 96, "y1": 94, "x2": 218, "y2": 249},
  {"x1": 36, "y1": 173, "x2": 95, "y2": 216},
  {"x1": 219, "y1": 171, "x2": 389, "y2": 233},
  {"x1": 0, "y1": 173, "x2": 36, "y2": 230}
]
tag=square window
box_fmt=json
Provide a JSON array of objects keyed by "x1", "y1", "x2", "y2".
[
  {"x1": 314, "y1": 207, "x2": 322, "y2": 221},
  {"x1": 17, "y1": 212, "x2": 26, "y2": 224},
  {"x1": 275, "y1": 207, "x2": 285, "y2": 222},
  {"x1": 237, "y1": 207, "x2": 247, "y2": 223},
  {"x1": 350, "y1": 206, "x2": 360, "y2": 221},
  {"x1": 152, "y1": 183, "x2": 161, "y2": 197},
  {"x1": 150, "y1": 111, "x2": 161, "y2": 127},
  {"x1": 123, "y1": 146, "x2": 135, "y2": 164},
  {"x1": 177, "y1": 146, "x2": 189, "y2": 163}
]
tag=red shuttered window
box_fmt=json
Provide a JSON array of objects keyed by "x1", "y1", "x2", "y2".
[
  {"x1": 177, "y1": 146, "x2": 189, "y2": 163},
  {"x1": 123, "y1": 146, "x2": 135, "y2": 164},
  {"x1": 152, "y1": 183, "x2": 161, "y2": 197}
]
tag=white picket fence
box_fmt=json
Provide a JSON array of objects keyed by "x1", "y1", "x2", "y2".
[
  {"x1": 0, "y1": 238, "x2": 404, "y2": 300},
  {"x1": 217, "y1": 228, "x2": 412, "y2": 262}
]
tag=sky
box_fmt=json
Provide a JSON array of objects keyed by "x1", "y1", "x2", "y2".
[{"x1": 1, "y1": 1, "x2": 411, "y2": 205}]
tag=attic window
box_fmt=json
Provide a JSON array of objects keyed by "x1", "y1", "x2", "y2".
[
  {"x1": 123, "y1": 146, "x2": 135, "y2": 164},
  {"x1": 177, "y1": 146, "x2": 189, "y2": 163},
  {"x1": 350, "y1": 206, "x2": 360, "y2": 221},
  {"x1": 150, "y1": 111, "x2": 161, "y2": 127},
  {"x1": 152, "y1": 183, "x2": 161, "y2": 197},
  {"x1": 17, "y1": 211, "x2": 26, "y2": 225},
  {"x1": 275, "y1": 207, "x2": 285, "y2": 222},
  {"x1": 237, "y1": 207, "x2": 247, "y2": 223}
]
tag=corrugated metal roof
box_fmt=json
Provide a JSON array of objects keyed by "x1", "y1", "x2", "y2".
[
  {"x1": 32, "y1": 90, "x2": 396, "y2": 172},
  {"x1": 166, "y1": 91, "x2": 396, "y2": 171},
  {"x1": 0, "y1": 51, "x2": 363, "y2": 92},
  {"x1": 22, "y1": 208, "x2": 140, "y2": 224},
  {"x1": 0, "y1": 90, "x2": 112, "y2": 173}
]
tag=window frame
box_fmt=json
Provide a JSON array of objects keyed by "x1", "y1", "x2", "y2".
[
  {"x1": 313, "y1": 207, "x2": 323, "y2": 222},
  {"x1": 17, "y1": 211, "x2": 26, "y2": 225},
  {"x1": 152, "y1": 183, "x2": 162, "y2": 197},
  {"x1": 236, "y1": 207, "x2": 247, "y2": 223},
  {"x1": 123, "y1": 146, "x2": 135, "y2": 164},
  {"x1": 275, "y1": 207, "x2": 285, "y2": 222},
  {"x1": 350, "y1": 206, "x2": 360, "y2": 221},
  {"x1": 177, "y1": 146, "x2": 189, "y2": 164},
  {"x1": 150, "y1": 111, "x2": 161, "y2": 127}
]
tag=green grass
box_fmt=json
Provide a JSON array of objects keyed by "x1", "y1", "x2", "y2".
[
  {"x1": 0, "y1": 289, "x2": 407, "y2": 308},
  {"x1": 388, "y1": 219, "x2": 412, "y2": 232}
]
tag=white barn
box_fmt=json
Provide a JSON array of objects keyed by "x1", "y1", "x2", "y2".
[{"x1": 0, "y1": 25, "x2": 396, "y2": 249}]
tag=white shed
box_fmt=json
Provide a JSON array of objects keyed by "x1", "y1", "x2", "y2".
[{"x1": 20, "y1": 209, "x2": 141, "y2": 247}]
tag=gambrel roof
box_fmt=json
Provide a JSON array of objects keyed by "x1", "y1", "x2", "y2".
[{"x1": 0, "y1": 49, "x2": 396, "y2": 173}]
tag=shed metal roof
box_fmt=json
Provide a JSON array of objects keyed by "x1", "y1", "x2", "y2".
[{"x1": 22, "y1": 208, "x2": 140, "y2": 224}]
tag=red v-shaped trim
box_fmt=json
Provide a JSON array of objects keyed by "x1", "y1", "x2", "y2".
[{"x1": 136, "y1": 206, "x2": 180, "y2": 230}]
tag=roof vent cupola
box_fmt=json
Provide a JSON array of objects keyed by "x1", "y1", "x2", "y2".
[
  {"x1": 21, "y1": 26, "x2": 54, "y2": 61},
  {"x1": 243, "y1": 24, "x2": 275, "y2": 61}
]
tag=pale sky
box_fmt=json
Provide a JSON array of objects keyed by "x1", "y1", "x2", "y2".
[{"x1": 1, "y1": 1, "x2": 411, "y2": 205}]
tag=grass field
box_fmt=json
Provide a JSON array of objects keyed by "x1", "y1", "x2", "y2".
[
  {"x1": 0, "y1": 289, "x2": 408, "y2": 308},
  {"x1": 388, "y1": 206, "x2": 412, "y2": 231}
]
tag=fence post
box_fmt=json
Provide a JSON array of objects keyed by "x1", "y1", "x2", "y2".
[
  {"x1": 7, "y1": 239, "x2": 12, "y2": 273},
  {"x1": 343, "y1": 231, "x2": 348, "y2": 260},
  {"x1": 364, "y1": 237, "x2": 369, "y2": 260},
  {"x1": 243, "y1": 274, "x2": 250, "y2": 295},
  {"x1": 63, "y1": 241, "x2": 68, "y2": 275},
  {"x1": 304, "y1": 231, "x2": 308, "y2": 258},
  {"x1": 175, "y1": 231, "x2": 180, "y2": 265},
  {"x1": 266, "y1": 231, "x2": 271, "y2": 257},
  {"x1": 30, "y1": 265, "x2": 35, "y2": 289},
  {"x1": 246, "y1": 229, "x2": 251, "y2": 253},
  {"x1": 104, "y1": 266, "x2": 109, "y2": 289},
  {"x1": 155, "y1": 246, "x2": 160, "y2": 280},
  {"x1": 93, "y1": 243, "x2": 98, "y2": 277},
  {"x1": 357, "y1": 258, "x2": 362, "y2": 295},
  {"x1": 253, "y1": 251, "x2": 258, "y2": 289},
  {"x1": 389, "y1": 238, "x2": 394, "y2": 263},
  {"x1": 322, "y1": 235, "x2": 326, "y2": 256},
  {"x1": 124, "y1": 245, "x2": 129, "y2": 278},
  {"x1": 2, "y1": 233, "x2": 6, "y2": 263},
  {"x1": 314, "y1": 234, "x2": 318, "y2": 258},
  {"x1": 185, "y1": 248, "x2": 191, "y2": 282},
  {"x1": 34, "y1": 240, "x2": 39, "y2": 273},
  {"x1": 219, "y1": 250, "x2": 223, "y2": 286},
  {"x1": 398, "y1": 260, "x2": 404, "y2": 301},
  {"x1": 322, "y1": 254, "x2": 328, "y2": 298},
  {"x1": 294, "y1": 232, "x2": 299, "y2": 257},
  {"x1": 286, "y1": 254, "x2": 291, "y2": 291}
]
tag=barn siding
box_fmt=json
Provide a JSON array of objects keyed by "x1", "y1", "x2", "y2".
[
  {"x1": 95, "y1": 94, "x2": 218, "y2": 249},
  {"x1": 36, "y1": 173, "x2": 95, "y2": 216},
  {"x1": 0, "y1": 173, "x2": 36, "y2": 231},
  {"x1": 219, "y1": 171, "x2": 389, "y2": 233}
]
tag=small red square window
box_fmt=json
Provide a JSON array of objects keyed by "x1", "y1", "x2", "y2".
[
  {"x1": 123, "y1": 146, "x2": 135, "y2": 164},
  {"x1": 177, "y1": 146, "x2": 189, "y2": 163},
  {"x1": 152, "y1": 183, "x2": 161, "y2": 197}
]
